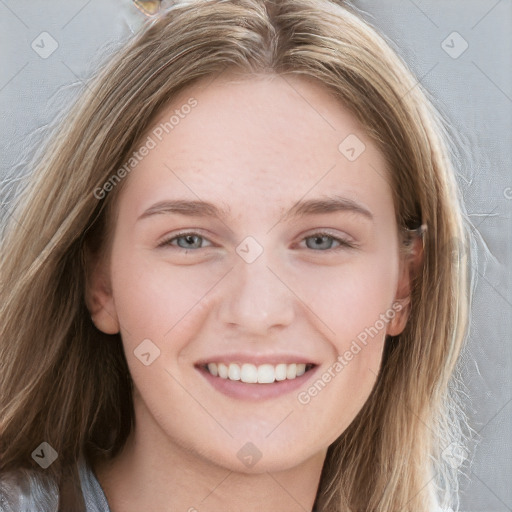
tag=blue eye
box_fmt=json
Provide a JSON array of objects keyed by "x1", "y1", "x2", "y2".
[
  {"x1": 160, "y1": 232, "x2": 211, "y2": 250},
  {"x1": 303, "y1": 233, "x2": 354, "y2": 251}
]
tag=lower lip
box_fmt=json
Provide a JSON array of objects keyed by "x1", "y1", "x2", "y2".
[{"x1": 196, "y1": 365, "x2": 319, "y2": 401}]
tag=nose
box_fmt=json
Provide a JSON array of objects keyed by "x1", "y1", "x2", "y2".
[{"x1": 216, "y1": 248, "x2": 296, "y2": 336}]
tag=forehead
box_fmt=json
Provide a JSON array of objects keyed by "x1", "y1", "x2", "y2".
[
  {"x1": 117, "y1": 72, "x2": 393, "y2": 222},
  {"x1": 148, "y1": 72, "x2": 367, "y2": 168}
]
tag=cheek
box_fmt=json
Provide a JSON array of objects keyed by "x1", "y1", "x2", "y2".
[
  {"x1": 290, "y1": 252, "x2": 399, "y2": 351},
  {"x1": 108, "y1": 252, "x2": 223, "y2": 407},
  {"x1": 289, "y1": 254, "x2": 398, "y2": 428},
  {"x1": 110, "y1": 249, "x2": 212, "y2": 337}
]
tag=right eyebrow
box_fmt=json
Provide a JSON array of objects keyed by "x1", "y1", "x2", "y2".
[{"x1": 137, "y1": 199, "x2": 231, "y2": 222}]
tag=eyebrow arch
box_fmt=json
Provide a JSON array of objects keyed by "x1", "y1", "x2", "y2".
[
  {"x1": 138, "y1": 199, "x2": 230, "y2": 221},
  {"x1": 282, "y1": 195, "x2": 374, "y2": 222},
  {"x1": 137, "y1": 195, "x2": 373, "y2": 222}
]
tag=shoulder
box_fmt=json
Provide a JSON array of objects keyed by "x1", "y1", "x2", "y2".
[
  {"x1": 0, "y1": 456, "x2": 111, "y2": 512},
  {"x1": 0, "y1": 468, "x2": 59, "y2": 512},
  {"x1": 78, "y1": 458, "x2": 111, "y2": 512}
]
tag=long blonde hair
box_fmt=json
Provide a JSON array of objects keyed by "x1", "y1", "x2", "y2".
[{"x1": 0, "y1": 1, "x2": 471, "y2": 510}]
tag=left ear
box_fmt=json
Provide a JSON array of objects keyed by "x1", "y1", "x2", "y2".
[{"x1": 387, "y1": 235, "x2": 424, "y2": 336}]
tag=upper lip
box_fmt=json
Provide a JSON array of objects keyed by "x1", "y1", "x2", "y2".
[{"x1": 195, "y1": 352, "x2": 319, "y2": 366}]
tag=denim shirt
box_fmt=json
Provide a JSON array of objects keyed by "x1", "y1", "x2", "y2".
[
  {"x1": 1, "y1": 460, "x2": 448, "y2": 511},
  {"x1": 78, "y1": 458, "x2": 111, "y2": 512},
  {"x1": 0, "y1": 457, "x2": 110, "y2": 512}
]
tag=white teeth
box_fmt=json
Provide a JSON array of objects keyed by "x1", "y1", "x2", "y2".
[
  {"x1": 257, "y1": 364, "x2": 274, "y2": 383},
  {"x1": 207, "y1": 363, "x2": 218, "y2": 377},
  {"x1": 240, "y1": 363, "x2": 258, "y2": 383},
  {"x1": 205, "y1": 362, "x2": 311, "y2": 383},
  {"x1": 218, "y1": 363, "x2": 228, "y2": 379},
  {"x1": 275, "y1": 363, "x2": 287, "y2": 381},
  {"x1": 286, "y1": 363, "x2": 297, "y2": 380},
  {"x1": 228, "y1": 363, "x2": 241, "y2": 380}
]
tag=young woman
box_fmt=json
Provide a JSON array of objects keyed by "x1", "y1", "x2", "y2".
[{"x1": 0, "y1": 1, "x2": 471, "y2": 511}]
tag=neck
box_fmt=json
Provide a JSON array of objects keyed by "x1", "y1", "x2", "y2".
[{"x1": 94, "y1": 398, "x2": 326, "y2": 512}]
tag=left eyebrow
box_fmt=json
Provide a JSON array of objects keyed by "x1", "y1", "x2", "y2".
[{"x1": 280, "y1": 195, "x2": 374, "y2": 223}]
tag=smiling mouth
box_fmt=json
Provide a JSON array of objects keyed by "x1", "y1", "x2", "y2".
[{"x1": 202, "y1": 362, "x2": 316, "y2": 384}]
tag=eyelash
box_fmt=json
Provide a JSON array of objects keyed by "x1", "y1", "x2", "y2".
[{"x1": 158, "y1": 230, "x2": 357, "y2": 252}]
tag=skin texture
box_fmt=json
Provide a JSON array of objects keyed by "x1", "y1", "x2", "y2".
[{"x1": 87, "y1": 72, "x2": 418, "y2": 512}]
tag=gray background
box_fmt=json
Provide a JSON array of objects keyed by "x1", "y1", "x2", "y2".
[{"x1": 0, "y1": 1, "x2": 511, "y2": 510}]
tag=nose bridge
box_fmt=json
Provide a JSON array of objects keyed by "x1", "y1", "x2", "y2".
[{"x1": 218, "y1": 243, "x2": 295, "y2": 333}]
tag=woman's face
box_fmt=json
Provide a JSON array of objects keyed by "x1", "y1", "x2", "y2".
[{"x1": 89, "y1": 73, "x2": 412, "y2": 473}]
